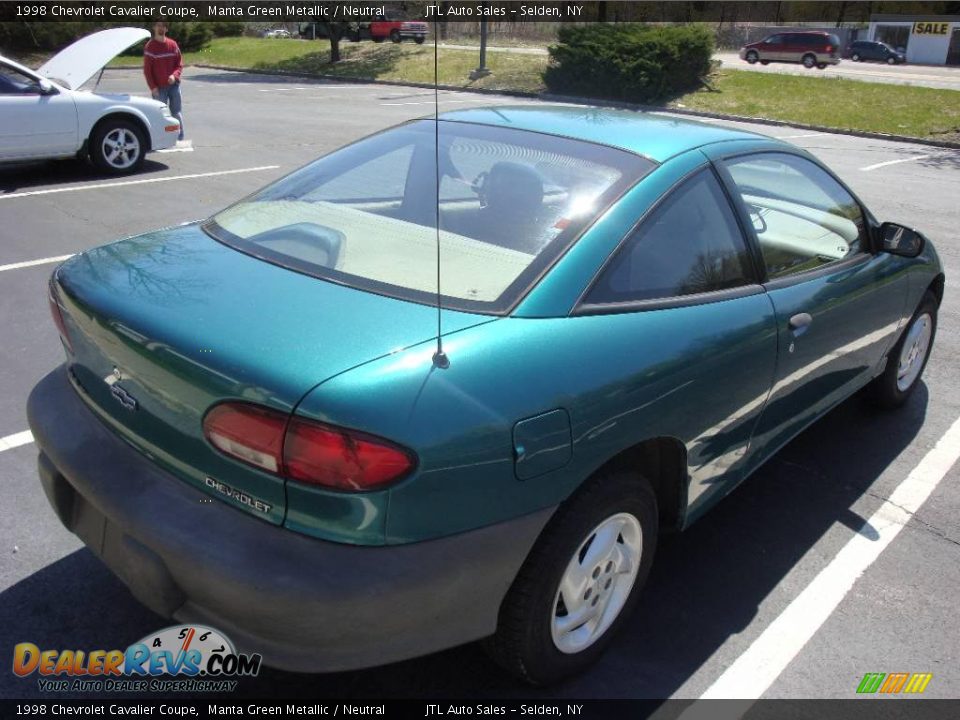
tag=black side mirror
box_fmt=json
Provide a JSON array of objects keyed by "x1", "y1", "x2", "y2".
[{"x1": 878, "y1": 222, "x2": 925, "y2": 258}]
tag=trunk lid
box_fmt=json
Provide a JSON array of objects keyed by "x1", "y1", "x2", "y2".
[{"x1": 55, "y1": 223, "x2": 489, "y2": 524}]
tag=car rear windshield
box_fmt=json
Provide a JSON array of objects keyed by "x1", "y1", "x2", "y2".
[{"x1": 204, "y1": 120, "x2": 651, "y2": 314}]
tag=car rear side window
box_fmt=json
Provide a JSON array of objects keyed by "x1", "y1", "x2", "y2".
[
  {"x1": 724, "y1": 153, "x2": 865, "y2": 280},
  {"x1": 584, "y1": 169, "x2": 753, "y2": 306},
  {"x1": 205, "y1": 121, "x2": 651, "y2": 314}
]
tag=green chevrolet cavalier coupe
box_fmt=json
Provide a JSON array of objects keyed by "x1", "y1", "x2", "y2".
[{"x1": 29, "y1": 107, "x2": 943, "y2": 684}]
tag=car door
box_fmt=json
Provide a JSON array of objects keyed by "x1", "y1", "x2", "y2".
[
  {"x1": 716, "y1": 151, "x2": 908, "y2": 470},
  {"x1": 576, "y1": 166, "x2": 778, "y2": 520},
  {"x1": 0, "y1": 61, "x2": 77, "y2": 160},
  {"x1": 762, "y1": 34, "x2": 786, "y2": 62}
]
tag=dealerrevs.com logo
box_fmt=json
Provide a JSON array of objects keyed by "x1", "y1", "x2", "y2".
[{"x1": 13, "y1": 625, "x2": 262, "y2": 693}]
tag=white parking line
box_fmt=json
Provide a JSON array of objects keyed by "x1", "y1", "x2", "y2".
[
  {"x1": 0, "y1": 166, "x2": 280, "y2": 201},
  {"x1": 0, "y1": 254, "x2": 74, "y2": 273},
  {"x1": 0, "y1": 430, "x2": 33, "y2": 453},
  {"x1": 860, "y1": 155, "x2": 931, "y2": 172},
  {"x1": 697, "y1": 413, "x2": 960, "y2": 701},
  {"x1": 381, "y1": 99, "x2": 476, "y2": 106}
]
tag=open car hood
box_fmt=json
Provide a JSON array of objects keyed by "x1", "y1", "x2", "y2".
[{"x1": 37, "y1": 27, "x2": 150, "y2": 90}]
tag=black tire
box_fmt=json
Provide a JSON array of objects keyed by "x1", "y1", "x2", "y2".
[
  {"x1": 817, "y1": 63, "x2": 827, "y2": 70},
  {"x1": 802, "y1": 53, "x2": 817, "y2": 68},
  {"x1": 760, "y1": 59, "x2": 770, "y2": 65},
  {"x1": 390, "y1": 29, "x2": 401, "y2": 43},
  {"x1": 89, "y1": 118, "x2": 146, "y2": 175},
  {"x1": 373, "y1": 36, "x2": 385, "y2": 43},
  {"x1": 745, "y1": 50, "x2": 759, "y2": 64},
  {"x1": 867, "y1": 291, "x2": 938, "y2": 410},
  {"x1": 415, "y1": 35, "x2": 425, "y2": 45},
  {"x1": 851, "y1": 53, "x2": 861, "y2": 62},
  {"x1": 887, "y1": 56, "x2": 896, "y2": 65},
  {"x1": 483, "y1": 472, "x2": 658, "y2": 685}
]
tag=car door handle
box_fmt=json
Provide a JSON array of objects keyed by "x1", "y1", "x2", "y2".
[{"x1": 789, "y1": 313, "x2": 813, "y2": 337}]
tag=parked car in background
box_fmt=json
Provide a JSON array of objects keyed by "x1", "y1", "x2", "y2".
[
  {"x1": 30, "y1": 108, "x2": 942, "y2": 684},
  {"x1": 740, "y1": 31, "x2": 842, "y2": 69},
  {"x1": 844, "y1": 40, "x2": 906, "y2": 64},
  {"x1": 369, "y1": 13, "x2": 428, "y2": 44},
  {"x1": 0, "y1": 28, "x2": 179, "y2": 173},
  {"x1": 262, "y1": 28, "x2": 292, "y2": 39}
]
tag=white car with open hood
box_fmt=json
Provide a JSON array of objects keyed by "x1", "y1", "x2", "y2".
[{"x1": 0, "y1": 27, "x2": 180, "y2": 173}]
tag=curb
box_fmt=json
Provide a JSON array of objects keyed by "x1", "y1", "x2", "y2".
[{"x1": 138, "y1": 63, "x2": 960, "y2": 151}]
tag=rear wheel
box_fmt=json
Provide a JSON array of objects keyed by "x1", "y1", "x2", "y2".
[
  {"x1": 867, "y1": 291, "x2": 937, "y2": 409},
  {"x1": 817, "y1": 62, "x2": 827, "y2": 69},
  {"x1": 390, "y1": 29, "x2": 401, "y2": 43},
  {"x1": 851, "y1": 53, "x2": 861, "y2": 61},
  {"x1": 802, "y1": 53, "x2": 817, "y2": 68},
  {"x1": 745, "y1": 50, "x2": 759, "y2": 64},
  {"x1": 483, "y1": 472, "x2": 658, "y2": 685},
  {"x1": 90, "y1": 119, "x2": 146, "y2": 174},
  {"x1": 760, "y1": 59, "x2": 770, "y2": 65},
  {"x1": 887, "y1": 56, "x2": 897, "y2": 65}
]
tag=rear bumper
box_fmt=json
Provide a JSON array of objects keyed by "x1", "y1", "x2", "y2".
[{"x1": 27, "y1": 366, "x2": 554, "y2": 672}]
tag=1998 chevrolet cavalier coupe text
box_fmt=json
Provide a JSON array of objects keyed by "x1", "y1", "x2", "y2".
[{"x1": 29, "y1": 108, "x2": 943, "y2": 684}]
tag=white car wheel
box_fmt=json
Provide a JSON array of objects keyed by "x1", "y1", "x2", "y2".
[{"x1": 91, "y1": 120, "x2": 146, "y2": 174}]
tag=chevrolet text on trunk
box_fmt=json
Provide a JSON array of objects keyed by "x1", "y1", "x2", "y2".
[{"x1": 30, "y1": 106, "x2": 942, "y2": 684}]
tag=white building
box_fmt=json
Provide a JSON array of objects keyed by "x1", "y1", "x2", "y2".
[{"x1": 868, "y1": 15, "x2": 960, "y2": 65}]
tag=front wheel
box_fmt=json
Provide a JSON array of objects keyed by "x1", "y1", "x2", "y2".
[
  {"x1": 887, "y1": 56, "x2": 897, "y2": 65},
  {"x1": 802, "y1": 53, "x2": 817, "y2": 68},
  {"x1": 760, "y1": 59, "x2": 770, "y2": 65},
  {"x1": 851, "y1": 53, "x2": 861, "y2": 61},
  {"x1": 483, "y1": 472, "x2": 658, "y2": 684},
  {"x1": 745, "y1": 50, "x2": 759, "y2": 64},
  {"x1": 90, "y1": 119, "x2": 146, "y2": 174},
  {"x1": 868, "y1": 291, "x2": 937, "y2": 409},
  {"x1": 817, "y1": 62, "x2": 827, "y2": 69},
  {"x1": 390, "y1": 29, "x2": 401, "y2": 43},
  {"x1": 415, "y1": 35, "x2": 425, "y2": 45}
]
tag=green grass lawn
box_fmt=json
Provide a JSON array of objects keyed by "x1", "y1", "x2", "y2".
[
  {"x1": 113, "y1": 37, "x2": 548, "y2": 93},
  {"x1": 673, "y1": 69, "x2": 960, "y2": 141},
  {"x1": 107, "y1": 37, "x2": 959, "y2": 141}
]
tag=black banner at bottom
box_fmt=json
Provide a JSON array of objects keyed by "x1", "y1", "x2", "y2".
[{"x1": 3, "y1": 700, "x2": 960, "y2": 720}]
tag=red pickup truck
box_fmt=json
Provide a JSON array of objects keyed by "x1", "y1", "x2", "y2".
[{"x1": 369, "y1": 15, "x2": 428, "y2": 44}]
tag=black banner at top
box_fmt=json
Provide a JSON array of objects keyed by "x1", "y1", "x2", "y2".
[{"x1": 0, "y1": 1, "x2": 958, "y2": 24}]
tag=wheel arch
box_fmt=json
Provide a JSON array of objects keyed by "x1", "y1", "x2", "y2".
[
  {"x1": 89, "y1": 111, "x2": 152, "y2": 153},
  {"x1": 928, "y1": 273, "x2": 945, "y2": 307},
  {"x1": 586, "y1": 436, "x2": 689, "y2": 533}
]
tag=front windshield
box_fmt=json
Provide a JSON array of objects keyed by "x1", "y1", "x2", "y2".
[{"x1": 205, "y1": 120, "x2": 650, "y2": 314}]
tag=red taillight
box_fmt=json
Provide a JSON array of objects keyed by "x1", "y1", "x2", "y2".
[
  {"x1": 204, "y1": 403, "x2": 286, "y2": 473},
  {"x1": 284, "y1": 418, "x2": 415, "y2": 491},
  {"x1": 203, "y1": 402, "x2": 415, "y2": 492},
  {"x1": 48, "y1": 280, "x2": 73, "y2": 353},
  {"x1": 826, "y1": 44, "x2": 834, "y2": 52}
]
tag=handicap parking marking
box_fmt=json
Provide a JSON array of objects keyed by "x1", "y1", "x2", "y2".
[
  {"x1": 0, "y1": 430, "x2": 33, "y2": 453},
  {"x1": 0, "y1": 165, "x2": 280, "y2": 201},
  {"x1": 691, "y1": 413, "x2": 960, "y2": 702}
]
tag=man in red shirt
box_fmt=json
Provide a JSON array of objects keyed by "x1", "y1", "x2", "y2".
[{"x1": 143, "y1": 21, "x2": 184, "y2": 140}]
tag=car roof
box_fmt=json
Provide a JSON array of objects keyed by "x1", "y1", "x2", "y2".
[{"x1": 438, "y1": 105, "x2": 775, "y2": 163}]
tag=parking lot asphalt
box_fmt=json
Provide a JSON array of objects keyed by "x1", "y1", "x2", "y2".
[{"x1": 1, "y1": 68, "x2": 959, "y2": 701}]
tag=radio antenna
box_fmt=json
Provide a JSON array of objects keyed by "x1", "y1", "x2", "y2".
[{"x1": 431, "y1": 23, "x2": 449, "y2": 370}]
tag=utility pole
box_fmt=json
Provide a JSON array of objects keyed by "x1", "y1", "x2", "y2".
[{"x1": 471, "y1": 5, "x2": 491, "y2": 79}]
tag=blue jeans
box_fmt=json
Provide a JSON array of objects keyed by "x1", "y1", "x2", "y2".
[{"x1": 157, "y1": 82, "x2": 184, "y2": 140}]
